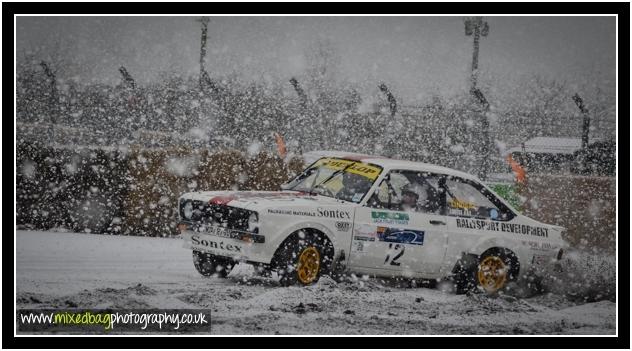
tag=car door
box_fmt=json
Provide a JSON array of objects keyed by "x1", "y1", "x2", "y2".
[
  {"x1": 442, "y1": 175, "x2": 517, "y2": 269},
  {"x1": 348, "y1": 170, "x2": 449, "y2": 276}
]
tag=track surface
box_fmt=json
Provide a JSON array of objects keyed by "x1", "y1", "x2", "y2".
[{"x1": 16, "y1": 230, "x2": 616, "y2": 335}]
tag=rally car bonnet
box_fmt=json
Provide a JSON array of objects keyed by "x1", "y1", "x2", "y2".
[{"x1": 180, "y1": 190, "x2": 355, "y2": 212}]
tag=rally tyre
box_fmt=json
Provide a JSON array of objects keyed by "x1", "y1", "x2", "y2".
[
  {"x1": 274, "y1": 232, "x2": 332, "y2": 287},
  {"x1": 475, "y1": 248, "x2": 519, "y2": 294},
  {"x1": 192, "y1": 250, "x2": 235, "y2": 278}
]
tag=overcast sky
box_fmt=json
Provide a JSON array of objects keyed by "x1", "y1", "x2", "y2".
[{"x1": 16, "y1": 16, "x2": 615, "y2": 104}]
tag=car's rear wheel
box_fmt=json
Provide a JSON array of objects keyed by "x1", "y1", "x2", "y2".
[
  {"x1": 273, "y1": 231, "x2": 333, "y2": 286},
  {"x1": 453, "y1": 248, "x2": 519, "y2": 294},
  {"x1": 192, "y1": 250, "x2": 235, "y2": 278},
  {"x1": 475, "y1": 249, "x2": 519, "y2": 294}
]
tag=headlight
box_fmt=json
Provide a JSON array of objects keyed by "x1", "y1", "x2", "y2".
[
  {"x1": 247, "y1": 212, "x2": 259, "y2": 232},
  {"x1": 183, "y1": 201, "x2": 193, "y2": 220}
]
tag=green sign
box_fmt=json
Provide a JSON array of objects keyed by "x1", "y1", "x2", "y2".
[
  {"x1": 371, "y1": 211, "x2": 410, "y2": 225},
  {"x1": 371, "y1": 211, "x2": 410, "y2": 221}
]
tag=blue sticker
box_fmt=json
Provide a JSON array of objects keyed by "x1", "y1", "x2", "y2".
[
  {"x1": 352, "y1": 193, "x2": 363, "y2": 202},
  {"x1": 377, "y1": 227, "x2": 424, "y2": 245},
  {"x1": 490, "y1": 208, "x2": 499, "y2": 220}
]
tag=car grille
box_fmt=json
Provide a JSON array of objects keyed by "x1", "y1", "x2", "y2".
[{"x1": 179, "y1": 199, "x2": 251, "y2": 231}]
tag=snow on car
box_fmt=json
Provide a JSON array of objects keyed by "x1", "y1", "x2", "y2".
[{"x1": 177, "y1": 151, "x2": 569, "y2": 294}]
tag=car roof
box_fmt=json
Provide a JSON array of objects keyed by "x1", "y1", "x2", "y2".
[{"x1": 304, "y1": 150, "x2": 481, "y2": 182}]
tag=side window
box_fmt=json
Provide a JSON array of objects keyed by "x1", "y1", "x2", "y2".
[
  {"x1": 413, "y1": 173, "x2": 444, "y2": 215},
  {"x1": 368, "y1": 170, "x2": 445, "y2": 215},
  {"x1": 369, "y1": 172, "x2": 406, "y2": 210},
  {"x1": 374, "y1": 172, "x2": 408, "y2": 203},
  {"x1": 444, "y1": 177, "x2": 513, "y2": 221}
]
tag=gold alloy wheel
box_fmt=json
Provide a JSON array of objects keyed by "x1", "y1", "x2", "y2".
[
  {"x1": 477, "y1": 256, "x2": 508, "y2": 293},
  {"x1": 297, "y1": 246, "x2": 321, "y2": 284}
]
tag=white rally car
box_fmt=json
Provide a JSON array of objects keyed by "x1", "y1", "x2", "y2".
[{"x1": 178, "y1": 151, "x2": 569, "y2": 294}]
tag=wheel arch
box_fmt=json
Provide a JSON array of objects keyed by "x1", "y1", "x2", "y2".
[{"x1": 270, "y1": 224, "x2": 336, "y2": 270}]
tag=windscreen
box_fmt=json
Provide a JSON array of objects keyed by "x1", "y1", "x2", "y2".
[{"x1": 284, "y1": 157, "x2": 383, "y2": 203}]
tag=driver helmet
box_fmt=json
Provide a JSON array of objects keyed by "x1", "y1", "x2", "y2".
[{"x1": 401, "y1": 184, "x2": 420, "y2": 205}]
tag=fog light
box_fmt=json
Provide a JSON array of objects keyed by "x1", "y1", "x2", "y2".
[{"x1": 247, "y1": 212, "x2": 259, "y2": 232}]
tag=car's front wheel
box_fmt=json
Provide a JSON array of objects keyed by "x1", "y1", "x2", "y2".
[
  {"x1": 192, "y1": 250, "x2": 235, "y2": 278},
  {"x1": 273, "y1": 232, "x2": 333, "y2": 286}
]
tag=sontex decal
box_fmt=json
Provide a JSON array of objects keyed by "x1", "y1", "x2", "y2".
[
  {"x1": 191, "y1": 235, "x2": 242, "y2": 252},
  {"x1": 455, "y1": 218, "x2": 549, "y2": 238},
  {"x1": 371, "y1": 211, "x2": 409, "y2": 225},
  {"x1": 377, "y1": 227, "x2": 424, "y2": 246},
  {"x1": 267, "y1": 207, "x2": 350, "y2": 219}
]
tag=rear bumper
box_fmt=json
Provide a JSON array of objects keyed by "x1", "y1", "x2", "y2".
[{"x1": 522, "y1": 251, "x2": 565, "y2": 279}]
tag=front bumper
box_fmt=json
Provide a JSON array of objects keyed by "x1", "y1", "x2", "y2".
[
  {"x1": 180, "y1": 224, "x2": 268, "y2": 263},
  {"x1": 178, "y1": 221, "x2": 265, "y2": 243}
]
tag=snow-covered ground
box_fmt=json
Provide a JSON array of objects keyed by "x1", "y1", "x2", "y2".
[{"x1": 16, "y1": 230, "x2": 616, "y2": 335}]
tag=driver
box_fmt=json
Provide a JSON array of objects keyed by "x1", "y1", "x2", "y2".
[{"x1": 400, "y1": 184, "x2": 420, "y2": 211}]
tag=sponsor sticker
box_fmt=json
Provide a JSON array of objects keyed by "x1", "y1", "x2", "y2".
[
  {"x1": 353, "y1": 235, "x2": 376, "y2": 242},
  {"x1": 314, "y1": 158, "x2": 382, "y2": 180},
  {"x1": 522, "y1": 240, "x2": 556, "y2": 252},
  {"x1": 352, "y1": 240, "x2": 365, "y2": 252},
  {"x1": 448, "y1": 198, "x2": 477, "y2": 209},
  {"x1": 190, "y1": 234, "x2": 243, "y2": 254},
  {"x1": 352, "y1": 224, "x2": 377, "y2": 242},
  {"x1": 455, "y1": 218, "x2": 549, "y2": 238},
  {"x1": 335, "y1": 221, "x2": 351, "y2": 232},
  {"x1": 377, "y1": 227, "x2": 425, "y2": 246},
  {"x1": 267, "y1": 207, "x2": 351, "y2": 219},
  {"x1": 371, "y1": 211, "x2": 409, "y2": 225},
  {"x1": 448, "y1": 207, "x2": 474, "y2": 217}
]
